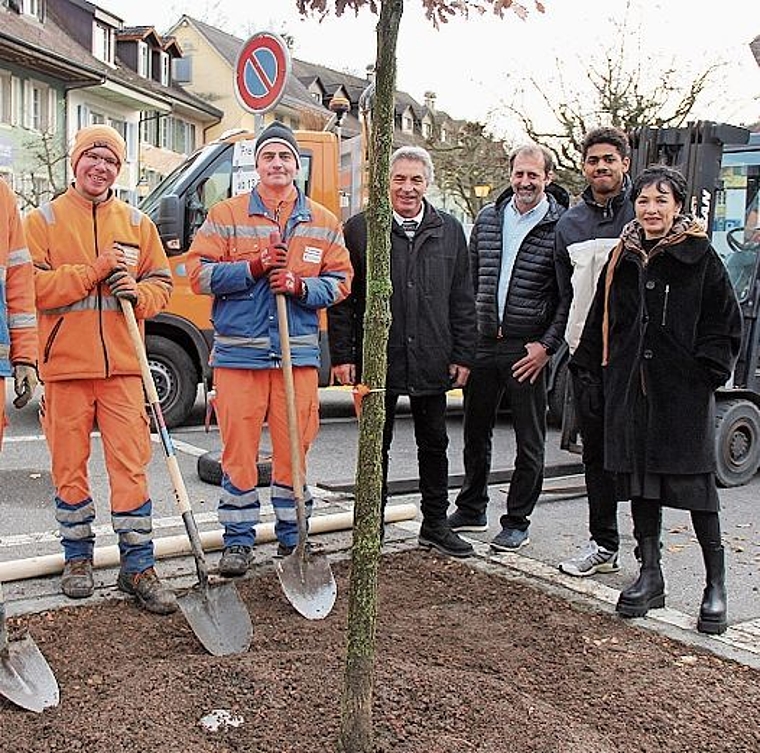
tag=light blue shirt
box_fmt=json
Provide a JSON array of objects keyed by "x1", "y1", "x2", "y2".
[{"x1": 497, "y1": 196, "x2": 549, "y2": 318}]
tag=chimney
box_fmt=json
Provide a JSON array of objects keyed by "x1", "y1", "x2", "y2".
[
  {"x1": 365, "y1": 64, "x2": 375, "y2": 83},
  {"x1": 423, "y1": 91, "x2": 436, "y2": 112}
]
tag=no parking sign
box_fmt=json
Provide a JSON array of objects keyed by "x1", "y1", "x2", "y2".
[{"x1": 235, "y1": 32, "x2": 291, "y2": 114}]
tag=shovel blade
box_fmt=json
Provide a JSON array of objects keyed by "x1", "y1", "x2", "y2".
[
  {"x1": 178, "y1": 583, "x2": 252, "y2": 656},
  {"x1": 274, "y1": 551, "x2": 337, "y2": 620},
  {"x1": 0, "y1": 635, "x2": 59, "y2": 713}
]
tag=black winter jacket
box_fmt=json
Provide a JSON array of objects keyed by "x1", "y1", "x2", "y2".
[
  {"x1": 470, "y1": 183, "x2": 570, "y2": 354},
  {"x1": 327, "y1": 200, "x2": 476, "y2": 395},
  {"x1": 571, "y1": 217, "x2": 742, "y2": 477}
]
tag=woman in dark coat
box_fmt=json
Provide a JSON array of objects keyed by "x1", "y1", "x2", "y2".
[{"x1": 571, "y1": 165, "x2": 743, "y2": 635}]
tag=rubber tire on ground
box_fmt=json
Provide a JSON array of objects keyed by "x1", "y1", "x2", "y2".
[
  {"x1": 714, "y1": 398, "x2": 760, "y2": 488},
  {"x1": 197, "y1": 449, "x2": 273, "y2": 488},
  {"x1": 547, "y1": 357, "x2": 569, "y2": 428},
  {"x1": 145, "y1": 335, "x2": 197, "y2": 429}
]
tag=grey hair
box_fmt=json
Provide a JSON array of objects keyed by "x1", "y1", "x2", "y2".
[
  {"x1": 508, "y1": 144, "x2": 555, "y2": 176},
  {"x1": 390, "y1": 145, "x2": 435, "y2": 184}
]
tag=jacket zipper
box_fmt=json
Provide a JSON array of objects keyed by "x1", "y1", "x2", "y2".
[
  {"x1": 661, "y1": 284, "x2": 670, "y2": 326},
  {"x1": 93, "y1": 203, "x2": 110, "y2": 377}
]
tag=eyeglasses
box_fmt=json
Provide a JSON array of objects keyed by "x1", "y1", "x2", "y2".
[{"x1": 81, "y1": 150, "x2": 120, "y2": 169}]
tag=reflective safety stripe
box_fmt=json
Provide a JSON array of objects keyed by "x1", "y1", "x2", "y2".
[
  {"x1": 0, "y1": 344, "x2": 9, "y2": 360},
  {"x1": 215, "y1": 332, "x2": 319, "y2": 349},
  {"x1": 56, "y1": 497, "x2": 95, "y2": 541},
  {"x1": 0, "y1": 267, "x2": 5, "y2": 283},
  {"x1": 8, "y1": 247, "x2": 32, "y2": 266},
  {"x1": 271, "y1": 483, "x2": 313, "y2": 523},
  {"x1": 8, "y1": 312, "x2": 37, "y2": 329},
  {"x1": 218, "y1": 485, "x2": 260, "y2": 526},
  {"x1": 42, "y1": 293, "x2": 120, "y2": 316},
  {"x1": 290, "y1": 225, "x2": 342, "y2": 245},
  {"x1": 112, "y1": 511, "x2": 153, "y2": 546},
  {"x1": 198, "y1": 264, "x2": 214, "y2": 295},
  {"x1": 130, "y1": 207, "x2": 142, "y2": 226}
]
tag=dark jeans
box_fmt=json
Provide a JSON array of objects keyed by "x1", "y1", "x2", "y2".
[
  {"x1": 455, "y1": 348, "x2": 547, "y2": 532},
  {"x1": 572, "y1": 371, "x2": 620, "y2": 552},
  {"x1": 382, "y1": 391, "x2": 449, "y2": 524}
]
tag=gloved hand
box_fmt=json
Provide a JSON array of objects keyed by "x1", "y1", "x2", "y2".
[
  {"x1": 12, "y1": 363, "x2": 38, "y2": 409},
  {"x1": 249, "y1": 243, "x2": 288, "y2": 278},
  {"x1": 106, "y1": 268, "x2": 139, "y2": 306},
  {"x1": 269, "y1": 268, "x2": 305, "y2": 299},
  {"x1": 89, "y1": 246, "x2": 126, "y2": 284}
]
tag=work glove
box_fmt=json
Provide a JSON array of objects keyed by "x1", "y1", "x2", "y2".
[
  {"x1": 269, "y1": 268, "x2": 306, "y2": 300},
  {"x1": 88, "y1": 246, "x2": 126, "y2": 285},
  {"x1": 249, "y1": 243, "x2": 288, "y2": 278},
  {"x1": 12, "y1": 363, "x2": 38, "y2": 409},
  {"x1": 106, "y1": 268, "x2": 139, "y2": 306}
]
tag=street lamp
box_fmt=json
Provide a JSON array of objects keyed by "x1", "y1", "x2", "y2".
[
  {"x1": 328, "y1": 91, "x2": 351, "y2": 216},
  {"x1": 473, "y1": 183, "x2": 491, "y2": 215}
]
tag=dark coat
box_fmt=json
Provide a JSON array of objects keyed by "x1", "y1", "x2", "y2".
[
  {"x1": 327, "y1": 200, "x2": 476, "y2": 395},
  {"x1": 571, "y1": 217, "x2": 743, "y2": 477},
  {"x1": 470, "y1": 183, "x2": 570, "y2": 354}
]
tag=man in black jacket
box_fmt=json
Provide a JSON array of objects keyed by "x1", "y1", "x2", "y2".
[
  {"x1": 328, "y1": 145, "x2": 477, "y2": 557},
  {"x1": 448, "y1": 144, "x2": 570, "y2": 551}
]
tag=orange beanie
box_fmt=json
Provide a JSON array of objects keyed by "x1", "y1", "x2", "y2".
[{"x1": 70, "y1": 125, "x2": 127, "y2": 170}]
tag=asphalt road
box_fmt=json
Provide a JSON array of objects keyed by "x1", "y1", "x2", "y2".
[{"x1": 2, "y1": 383, "x2": 759, "y2": 664}]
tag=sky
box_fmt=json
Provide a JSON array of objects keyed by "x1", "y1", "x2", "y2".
[{"x1": 101, "y1": 0, "x2": 759, "y2": 136}]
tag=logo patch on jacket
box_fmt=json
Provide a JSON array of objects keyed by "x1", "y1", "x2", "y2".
[
  {"x1": 303, "y1": 246, "x2": 323, "y2": 264},
  {"x1": 116, "y1": 242, "x2": 140, "y2": 270}
]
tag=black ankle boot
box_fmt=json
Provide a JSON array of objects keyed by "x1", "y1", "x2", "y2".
[
  {"x1": 697, "y1": 545, "x2": 727, "y2": 635},
  {"x1": 616, "y1": 536, "x2": 665, "y2": 618}
]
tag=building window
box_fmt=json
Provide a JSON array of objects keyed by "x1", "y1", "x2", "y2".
[
  {"x1": 422, "y1": 120, "x2": 431, "y2": 139},
  {"x1": 138, "y1": 42, "x2": 152, "y2": 78},
  {"x1": 24, "y1": 81, "x2": 54, "y2": 132},
  {"x1": 402, "y1": 113, "x2": 413, "y2": 133},
  {"x1": 93, "y1": 22, "x2": 114, "y2": 64},
  {"x1": 22, "y1": 0, "x2": 43, "y2": 20},
  {"x1": 159, "y1": 52, "x2": 170, "y2": 86},
  {"x1": 440, "y1": 127, "x2": 447, "y2": 144},
  {"x1": 0, "y1": 73, "x2": 11, "y2": 125}
]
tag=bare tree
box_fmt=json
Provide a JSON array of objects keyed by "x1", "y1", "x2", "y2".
[
  {"x1": 14, "y1": 130, "x2": 68, "y2": 211},
  {"x1": 296, "y1": 2, "x2": 541, "y2": 751},
  {"x1": 429, "y1": 121, "x2": 511, "y2": 220},
  {"x1": 495, "y1": 7, "x2": 724, "y2": 189}
]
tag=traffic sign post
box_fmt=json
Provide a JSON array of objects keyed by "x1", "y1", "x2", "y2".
[{"x1": 234, "y1": 32, "x2": 291, "y2": 118}]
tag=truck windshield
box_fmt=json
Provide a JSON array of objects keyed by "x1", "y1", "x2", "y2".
[
  {"x1": 139, "y1": 149, "x2": 207, "y2": 216},
  {"x1": 713, "y1": 147, "x2": 760, "y2": 302}
]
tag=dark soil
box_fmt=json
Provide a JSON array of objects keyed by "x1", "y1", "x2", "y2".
[{"x1": 1, "y1": 549, "x2": 758, "y2": 752}]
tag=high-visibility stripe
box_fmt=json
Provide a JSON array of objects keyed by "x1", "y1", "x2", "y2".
[
  {"x1": 39, "y1": 202, "x2": 55, "y2": 225},
  {"x1": 8, "y1": 247, "x2": 32, "y2": 266},
  {"x1": 198, "y1": 264, "x2": 214, "y2": 295},
  {"x1": 8, "y1": 312, "x2": 37, "y2": 329},
  {"x1": 41, "y1": 294, "x2": 121, "y2": 316}
]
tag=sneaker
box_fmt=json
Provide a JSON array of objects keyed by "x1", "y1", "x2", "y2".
[
  {"x1": 447, "y1": 508, "x2": 488, "y2": 533},
  {"x1": 559, "y1": 541, "x2": 620, "y2": 577},
  {"x1": 117, "y1": 567, "x2": 178, "y2": 615},
  {"x1": 418, "y1": 523, "x2": 474, "y2": 558},
  {"x1": 490, "y1": 527, "x2": 530, "y2": 552},
  {"x1": 218, "y1": 545, "x2": 253, "y2": 577},
  {"x1": 61, "y1": 558, "x2": 94, "y2": 599}
]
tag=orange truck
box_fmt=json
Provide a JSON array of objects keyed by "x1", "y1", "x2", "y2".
[{"x1": 138, "y1": 129, "x2": 340, "y2": 427}]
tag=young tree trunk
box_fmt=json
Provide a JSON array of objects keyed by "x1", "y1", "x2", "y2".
[{"x1": 339, "y1": 1, "x2": 403, "y2": 751}]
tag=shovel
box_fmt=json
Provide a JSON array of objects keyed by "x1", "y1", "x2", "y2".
[
  {"x1": 273, "y1": 293, "x2": 337, "y2": 620},
  {"x1": 120, "y1": 299, "x2": 252, "y2": 656},
  {"x1": 0, "y1": 580, "x2": 59, "y2": 712}
]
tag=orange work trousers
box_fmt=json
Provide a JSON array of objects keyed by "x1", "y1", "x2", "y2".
[
  {"x1": 213, "y1": 366, "x2": 319, "y2": 492},
  {"x1": 40, "y1": 377, "x2": 151, "y2": 512}
]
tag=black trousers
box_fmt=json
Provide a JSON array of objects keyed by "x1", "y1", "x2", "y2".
[
  {"x1": 632, "y1": 498, "x2": 721, "y2": 549},
  {"x1": 572, "y1": 371, "x2": 620, "y2": 551},
  {"x1": 382, "y1": 391, "x2": 449, "y2": 523},
  {"x1": 454, "y1": 347, "x2": 547, "y2": 532}
]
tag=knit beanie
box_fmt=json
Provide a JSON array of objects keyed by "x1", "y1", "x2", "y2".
[
  {"x1": 70, "y1": 125, "x2": 127, "y2": 171},
  {"x1": 254, "y1": 120, "x2": 301, "y2": 169}
]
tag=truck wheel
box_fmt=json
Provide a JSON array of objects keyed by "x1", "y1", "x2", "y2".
[
  {"x1": 146, "y1": 335, "x2": 197, "y2": 429},
  {"x1": 197, "y1": 449, "x2": 273, "y2": 488},
  {"x1": 715, "y1": 398, "x2": 760, "y2": 487},
  {"x1": 547, "y1": 358, "x2": 569, "y2": 427}
]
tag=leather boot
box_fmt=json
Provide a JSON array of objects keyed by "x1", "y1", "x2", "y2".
[
  {"x1": 616, "y1": 536, "x2": 665, "y2": 618},
  {"x1": 697, "y1": 545, "x2": 728, "y2": 635}
]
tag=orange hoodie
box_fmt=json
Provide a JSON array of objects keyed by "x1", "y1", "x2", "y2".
[{"x1": 24, "y1": 186, "x2": 172, "y2": 382}]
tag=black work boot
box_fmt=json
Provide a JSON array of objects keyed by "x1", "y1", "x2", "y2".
[
  {"x1": 218, "y1": 545, "x2": 253, "y2": 577},
  {"x1": 418, "y1": 520, "x2": 474, "y2": 558},
  {"x1": 697, "y1": 545, "x2": 728, "y2": 635},
  {"x1": 61, "y1": 558, "x2": 94, "y2": 599},
  {"x1": 616, "y1": 536, "x2": 665, "y2": 618},
  {"x1": 117, "y1": 567, "x2": 178, "y2": 615}
]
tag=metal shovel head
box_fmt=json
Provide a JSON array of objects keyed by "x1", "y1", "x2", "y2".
[
  {"x1": 0, "y1": 634, "x2": 60, "y2": 712},
  {"x1": 274, "y1": 549, "x2": 337, "y2": 620},
  {"x1": 178, "y1": 582, "x2": 252, "y2": 656}
]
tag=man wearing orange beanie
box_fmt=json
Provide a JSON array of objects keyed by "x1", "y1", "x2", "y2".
[{"x1": 24, "y1": 124, "x2": 177, "y2": 614}]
